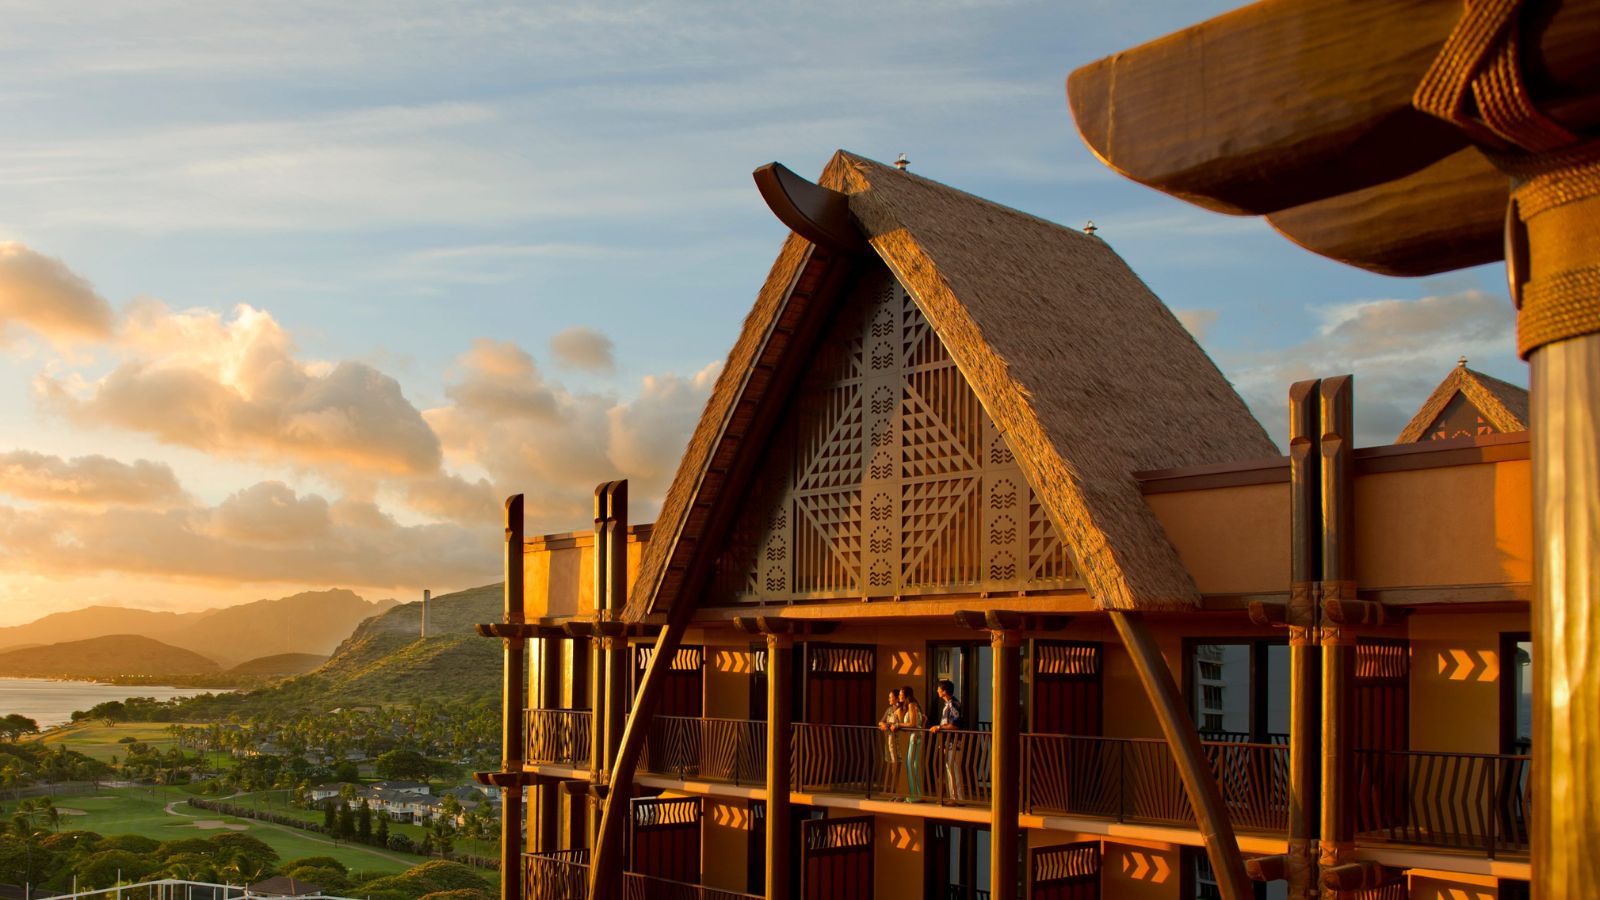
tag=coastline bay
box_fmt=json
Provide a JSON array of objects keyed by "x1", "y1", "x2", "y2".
[{"x1": 0, "y1": 677, "x2": 228, "y2": 727}]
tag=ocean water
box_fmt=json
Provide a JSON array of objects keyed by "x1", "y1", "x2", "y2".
[{"x1": 0, "y1": 678, "x2": 226, "y2": 728}]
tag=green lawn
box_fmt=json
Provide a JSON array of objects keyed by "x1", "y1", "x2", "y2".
[
  {"x1": 50, "y1": 786, "x2": 426, "y2": 875},
  {"x1": 30, "y1": 721, "x2": 192, "y2": 763}
]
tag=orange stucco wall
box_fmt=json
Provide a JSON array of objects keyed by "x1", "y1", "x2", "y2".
[
  {"x1": 1355, "y1": 459, "x2": 1531, "y2": 589},
  {"x1": 701, "y1": 798, "x2": 755, "y2": 893},
  {"x1": 1408, "y1": 610, "x2": 1528, "y2": 753},
  {"x1": 1146, "y1": 483, "x2": 1290, "y2": 596},
  {"x1": 1409, "y1": 870, "x2": 1501, "y2": 899},
  {"x1": 873, "y1": 814, "x2": 924, "y2": 897},
  {"x1": 1099, "y1": 839, "x2": 1181, "y2": 899},
  {"x1": 521, "y1": 528, "x2": 648, "y2": 619}
]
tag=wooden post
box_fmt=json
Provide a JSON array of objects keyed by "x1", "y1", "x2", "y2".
[
  {"x1": 1110, "y1": 610, "x2": 1251, "y2": 900},
  {"x1": 765, "y1": 631, "x2": 795, "y2": 900},
  {"x1": 1531, "y1": 332, "x2": 1600, "y2": 895},
  {"x1": 1317, "y1": 376, "x2": 1356, "y2": 873},
  {"x1": 989, "y1": 627, "x2": 1022, "y2": 900},
  {"x1": 501, "y1": 495, "x2": 526, "y2": 900},
  {"x1": 603, "y1": 482, "x2": 630, "y2": 774},
  {"x1": 587, "y1": 483, "x2": 612, "y2": 851},
  {"x1": 1286, "y1": 379, "x2": 1322, "y2": 900},
  {"x1": 534, "y1": 634, "x2": 561, "y2": 853}
]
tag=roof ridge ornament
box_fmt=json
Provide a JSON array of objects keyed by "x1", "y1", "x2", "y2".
[{"x1": 752, "y1": 162, "x2": 867, "y2": 255}]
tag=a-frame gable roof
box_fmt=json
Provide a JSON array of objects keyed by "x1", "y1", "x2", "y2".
[
  {"x1": 626, "y1": 152, "x2": 1275, "y2": 619},
  {"x1": 1395, "y1": 362, "x2": 1529, "y2": 443}
]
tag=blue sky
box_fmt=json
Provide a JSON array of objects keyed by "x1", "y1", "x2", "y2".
[{"x1": 0, "y1": 0, "x2": 1520, "y2": 624}]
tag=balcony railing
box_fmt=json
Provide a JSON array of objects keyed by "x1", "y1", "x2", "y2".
[
  {"x1": 524, "y1": 715, "x2": 1529, "y2": 859},
  {"x1": 1022, "y1": 735, "x2": 1289, "y2": 831},
  {"x1": 642, "y1": 716, "x2": 767, "y2": 785},
  {"x1": 1355, "y1": 749, "x2": 1531, "y2": 856},
  {"x1": 524, "y1": 852, "x2": 761, "y2": 900},
  {"x1": 792, "y1": 723, "x2": 991, "y2": 805},
  {"x1": 526, "y1": 849, "x2": 589, "y2": 900},
  {"x1": 623, "y1": 872, "x2": 762, "y2": 900},
  {"x1": 526, "y1": 708, "x2": 591, "y2": 767}
]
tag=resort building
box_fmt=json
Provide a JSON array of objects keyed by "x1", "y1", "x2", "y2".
[{"x1": 479, "y1": 154, "x2": 1533, "y2": 900}]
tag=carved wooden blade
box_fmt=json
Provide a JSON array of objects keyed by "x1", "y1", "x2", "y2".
[
  {"x1": 1265, "y1": 147, "x2": 1509, "y2": 276},
  {"x1": 1067, "y1": 0, "x2": 1600, "y2": 216}
]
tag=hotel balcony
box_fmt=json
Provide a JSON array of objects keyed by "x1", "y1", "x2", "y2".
[{"x1": 524, "y1": 709, "x2": 1531, "y2": 861}]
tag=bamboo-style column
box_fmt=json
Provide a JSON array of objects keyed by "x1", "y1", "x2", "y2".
[
  {"x1": 1317, "y1": 377, "x2": 1356, "y2": 872},
  {"x1": 989, "y1": 625, "x2": 1022, "y2": 899},
  {"x1": 1247, "y1": 379, "x2": 1323, "y2": 898},
  {"x1": 601, "y1": 482, "x2": 630, "y2": 776},
  {"x1": 765, "y1": 629, "x2": 795, "y2": 900},
  {"x1": 533, "y1": 632, "x2": 561, "y2": 853},
  {"x1": 500, "y1": 495, "x2": 526, "y2": 900},
  {"x1": 1531, "y1": 324, "x2": 1600, "y2": 895},
  {"x1": 1286, "y1": 381, "x2": 1322, "y2": 898},
  {"x1": 1110, "y1": 610, "x2": 1251, "y2": 899}
]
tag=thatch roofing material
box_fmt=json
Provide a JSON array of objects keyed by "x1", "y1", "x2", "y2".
[
  {"x1": 626, "y1": 151, "x2": 1275, "y2": 618},
  {"x1": 1395, "y1": 363, "x2": 1530, "y2": 442}
]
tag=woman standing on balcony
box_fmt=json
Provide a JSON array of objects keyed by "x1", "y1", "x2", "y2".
[
  {"x1": 893, "y1": 686, "x2": 927, "y2": 802},
  {"x1": 877, "y1": 689, "x2": 903, "y2": 794}
]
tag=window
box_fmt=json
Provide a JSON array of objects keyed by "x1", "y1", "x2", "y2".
[{"x1": 1187, "y1": 640, "x2": 1289, "y2": 743}]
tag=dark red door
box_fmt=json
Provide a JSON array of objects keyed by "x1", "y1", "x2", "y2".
[
  {"x1": 1354, "y1": 638, "x2": 1409, "y2": 833},
  {"x1": 1030, "y1": 842, "x2": 1100, "y2": 900},
  {"x1": 635, "y1": 644, "x2": 705, "y2": 717},
  {"x1": 801, "y1": 815, "x2": 873, "y2": 900},
  {"x1": 805, "y1": 644, "x2": 876, "y2": 724},
  {"x1": 629, "y1": 796, "x2": 701, "y2": 884},
  {"x1": 1031, "y1": 641, "x2": 1103, "y2": 735}
]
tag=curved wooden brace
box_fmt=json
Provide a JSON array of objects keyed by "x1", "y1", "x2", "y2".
[
  {"x1": 753, "y1": 162, "x2": 868, "y2": 255},
  {"x1": 1265, "y1": 147, "x2": 1508, "y2": 276}
]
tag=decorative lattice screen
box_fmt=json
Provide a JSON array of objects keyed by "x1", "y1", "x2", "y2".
[{"x1": 711, "y1": 268, "x2": 1079, "y2": 604}]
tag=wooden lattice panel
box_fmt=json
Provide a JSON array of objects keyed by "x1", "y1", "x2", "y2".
[{"x1": 711, "y1": 267, "x2": 1080, "y2": 603}]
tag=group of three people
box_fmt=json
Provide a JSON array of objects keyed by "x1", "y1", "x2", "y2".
[{"x1": 876, "y1": 680, "x2": 965, "y2": 803}]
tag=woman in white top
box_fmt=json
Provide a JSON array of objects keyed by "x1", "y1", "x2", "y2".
[
  {"x1": 877, "y1": 689, "x2": 902, "y2": 793},
  {"x1": 893, "y1": 686, "x2": 927, "y2": 802}
]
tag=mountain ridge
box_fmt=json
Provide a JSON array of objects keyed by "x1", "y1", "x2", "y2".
[
  {"x1": 0, "y1": 634, "x2": 221, "y2": 679},
  {"x1": 0, "y1": 590, "x2": 400, "y2": 666}
]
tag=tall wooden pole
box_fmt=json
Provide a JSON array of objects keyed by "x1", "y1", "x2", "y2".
[
  {"x1": 500, "y1": 495, "x2": 526, "y2": 900},
  {"x1": 765, "y1": 631, "x2": 794, "y2": 900},
  {"x1": 587, "y1": 484, "x2": 611, "y2": 852},
  {"x1": 534, "y1": 635, "x2": 561, "y2": 853},
  {"x1": 1530, "y1": 331, "x2": 1600, "y2": 896},
  {"x1": 1317, "y1": 376, "x2": 1356, "y2": 873},
  {"x1": 1286, "y1": 379, "x2": 1321, "y2": 899},
  {"x1": 989, "y1": 627, "x2": 1021, "y2": 900},
  {"x1": 603, "y1": 482, "x2": 630, "y2": 775},
  {"x1": 1110, "y1": 610, "x2": 1251, "y2": 900}
]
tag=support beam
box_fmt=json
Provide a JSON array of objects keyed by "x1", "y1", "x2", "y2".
[
  {"x1": 989, "y1": 627, "x2": 1021, "y2": 900},
  {"x1": 1110, "y1": 610, "x2": 1251, "y2": 900},
  {"x1": 1530, "y1": 332, "x2": 1600, "y2": 895},
  {"x1": 499, "y1": 495, "x2": 526, "y2": 900},
  {"x1": 1317, "y1": 376, "x2": 1357, "y2": 873},
  {"x1": 602, "y1": 482, "x2": 630, "y2": 775},
  {"x1": 587, "y1": 591, "x2": 698, "y2": 900},
  {"x1": 765, "y1": 631, "x2": 795, "y2": 900}
]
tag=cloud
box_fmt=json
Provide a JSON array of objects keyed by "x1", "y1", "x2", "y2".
[
  {"x1": 0, "y1": 242, "x2": 116, "y2": 349},
  {"x1": 426, "y1": 340, "x2": 715, "y2": 529},
  {"x1": 37, "y1": 301, "x2": 441, "y2": 476},
  {"x1": 0, "y1": 481, "x2": 497, "y2": 588},
  {"x1": 1219, "y1": 290, "x2": 1521, "y2": 447},
  {"x1": 0, "y1": 450, "x2": 184, "y2": 507},
  {"x1": 550, "y1": 326, "x2": 616, "y2": 373},
  {"x1": 403, "y1": 471, "x2": 500, "y2": 526},
  {"x1": 1175, "y1": 309, "x2": 1219, "y2": 342}
]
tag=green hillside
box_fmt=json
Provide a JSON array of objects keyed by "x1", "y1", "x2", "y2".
[
  {"x1": 0, "y1": 634, "x2": 220, "y2": 678},
  {"x1": 228, "y1": 652, "x2": 329, "y2": 676},
  {"x1": 244, "y1": 583, "x2": 503, "y2": 707}
]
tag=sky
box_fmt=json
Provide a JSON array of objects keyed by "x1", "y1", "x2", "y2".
[{"x1": 0, "y1": 0, "x2": 1522, "y2": 626}]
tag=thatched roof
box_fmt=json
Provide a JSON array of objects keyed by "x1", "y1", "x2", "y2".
[
  {"x1": 625, "y1": 151, "x2": 1275, "y2": 617},
  {"x1": 1395, "y1": 361, "x2": 1529, "y2": 443}
]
